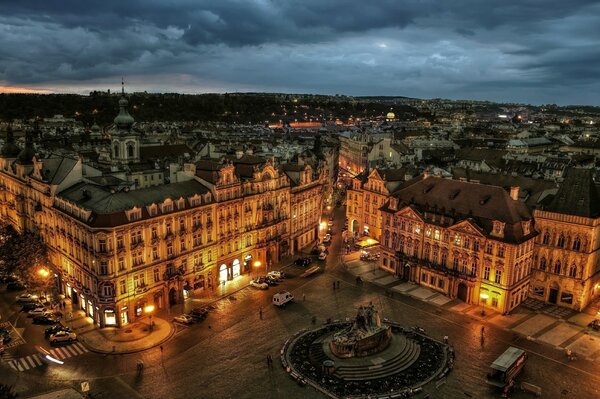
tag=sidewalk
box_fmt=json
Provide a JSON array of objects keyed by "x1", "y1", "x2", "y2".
[
  {"x1": 80, "y1": 317, "x2": 173, "y2": 354},
  {"x1": 341, "y1": 253, "x2": 600, "y2": 362}
]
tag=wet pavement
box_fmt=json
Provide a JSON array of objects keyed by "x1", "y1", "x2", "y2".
[{"x1": 2, "y1": 205, "x2": 600, "y2": 398}]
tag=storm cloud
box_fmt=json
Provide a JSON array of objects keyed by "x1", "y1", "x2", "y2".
[{"x1": 1, "y1": 0, "x2": 599, "y2": 104}]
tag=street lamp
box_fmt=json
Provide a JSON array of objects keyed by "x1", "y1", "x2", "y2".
[
  {"x1": 144, "y1": 305, "x2": 155, "y2": 332},
  {"x1": 37, "y1": 267, "x2": 50, "y2": 299},
  {"x1": 253, "y1": 261, "x2": 262, "y2": 279},
  {"x1": 480, "y1": 293, "x2": 489, "y2": 316}
]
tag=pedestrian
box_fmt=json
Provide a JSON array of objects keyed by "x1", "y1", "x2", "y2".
[
  {"x1": 303, "y1": 293, "x2": 306, "y2": 301},
  {"x1": 443, "y1": 335, "x2": 448, "y2": 344},
  {"x1": 259, "y1": 307, "x2": 263, "y2": 320},
  {"x1": 333, "y1": 281, "x2": 336, "y2": 290},
  {"x1": 337, "y1": 280, "x2": 341, "y2": 289},
  {"x1": 481, "y1": 326, "x2": 485, "y2": 336}
]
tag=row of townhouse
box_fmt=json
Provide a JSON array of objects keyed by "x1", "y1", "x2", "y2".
[{"x1": 0, "y1": 142, "x2": 324, "y2": 328}]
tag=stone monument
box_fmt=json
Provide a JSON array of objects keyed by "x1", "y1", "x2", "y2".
[{"x1": 329, "y1": 302, "x2": 392, "y2": 358}]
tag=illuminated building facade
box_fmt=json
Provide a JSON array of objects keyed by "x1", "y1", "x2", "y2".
[
  {"x1": 530, "y1": 169, "x2": 600, "y2": 310},
  {"x1": 0, "y1": 100, "x2": 325, "y2": 328}
]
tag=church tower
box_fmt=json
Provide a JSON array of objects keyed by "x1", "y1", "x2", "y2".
[{"x1": 111, "y1": 80, "x2": 140, "y2": 165}]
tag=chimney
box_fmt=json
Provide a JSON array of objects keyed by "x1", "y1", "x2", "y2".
[{"x1": 510, "y1": 186, "x2": 520, "y2": 201}]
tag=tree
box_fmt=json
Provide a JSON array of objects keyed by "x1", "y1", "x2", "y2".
[{"x1": 0, "y1": 227, "x2": 49, "y2": 293}]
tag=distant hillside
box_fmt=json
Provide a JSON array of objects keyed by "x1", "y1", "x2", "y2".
[{"x1": 0, "y1": 93, "x2": 425, "y2": 126}]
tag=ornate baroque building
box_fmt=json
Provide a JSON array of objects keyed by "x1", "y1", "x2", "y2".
[
  {"x1": 348, "y1": 167, "x2": 600, "y2": 312},
  {"x1": 349, "y1": 171, "x2": 536, "y2": 314},
  {"x1": 531, "y1": 169, "x2": 600, "y2": 310},
  {"x1": 0, "y1": 96, "x2": 325, "y2": 328}
]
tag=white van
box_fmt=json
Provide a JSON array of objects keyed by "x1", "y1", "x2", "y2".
[{"x1": 272, "y1": 291, "x2": 294, "y2": 307}]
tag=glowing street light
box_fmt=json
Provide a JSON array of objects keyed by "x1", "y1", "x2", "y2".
[
  {"x1": 144, "y1": 305, "x2": 155, "y2": 332},
  {"x1": 480, "y1": 293, "x2": 489, "y2": 316},
  {"x1": 253, "y1": 260, "x2": 262, "y2": 278},
  {"x1": 38, "y1": 268, "x2": 50, "y2": 278}
]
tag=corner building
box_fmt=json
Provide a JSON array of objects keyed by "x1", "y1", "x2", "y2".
[
  {"x1": 530, "y1": 169, "x2": 600, "y2": 310},
  {"x1": 0, "y1": 100, "x2": 325, "y2": 328},
  {"x1": 373, "y1": 173, "x2": 536, "y2": 314}
]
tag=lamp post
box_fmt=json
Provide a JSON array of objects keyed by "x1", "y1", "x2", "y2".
[
  {"x1": 37, "y1": 267, "x2": 50, "y2": 300},
  {"x1": 253, "y1": 261, "x2": 262, "y2": 279},
  {"x1": 144, "y1": 305, "x2": 155, "y2": 332},
  {"x1": 480, "y1": 293, "x2": 489, "y2": 316}
]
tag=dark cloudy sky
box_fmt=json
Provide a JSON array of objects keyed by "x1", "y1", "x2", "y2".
[{"x1": 1, "y1": 1, "x2": 599, "y2": 105}]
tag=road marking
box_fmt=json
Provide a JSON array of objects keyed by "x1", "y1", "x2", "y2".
[
  {"x1": 7, "y1": 360, "x2": 18, "y2": 370},
  {"x1": 53, "y1": 347, "x2": 66, "y2": 359}
]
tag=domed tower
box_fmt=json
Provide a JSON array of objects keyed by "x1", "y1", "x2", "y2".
[
  {"x1": 111, "y1": 80, "x2": 140, "y2": 165},
  {"x1": 90, "y1": 121, "x2": 102, "y2": 140}
]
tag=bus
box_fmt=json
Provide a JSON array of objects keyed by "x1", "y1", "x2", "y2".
[{"x1": 486, "y1": 347, "x2": 527, "y2": 396}]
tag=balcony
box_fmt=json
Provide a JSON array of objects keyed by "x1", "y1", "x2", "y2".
[
  {"x1": 130, "y1": 240, "x2": 144, "y2": 250},
  {"x1": 134, "y1": 284, "x2": 149, "y2": 295},
  {"x1": 163, "y1": 268, "x2": 183, "y2": 281}
]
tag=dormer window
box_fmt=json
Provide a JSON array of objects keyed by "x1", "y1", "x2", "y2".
[
  {"x1": 148, "y1": 204, "x2": 158, "y2": 217},
  {"x1": 492, "y1": 221, "x2": 505, "y2": 238},
  {"x1": 162, "y1": 200, "x2": 173, "y2": 213},
  {"x1": 522, "y1": 220, "x2": 531, "y2": 236},
  {"x1": 127, "y1": 208, "x2": 142, "y2": 221}
]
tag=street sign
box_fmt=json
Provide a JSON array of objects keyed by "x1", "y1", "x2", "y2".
[{"x1": 81, "y1": 381, "x2": 90, "y2": 393}]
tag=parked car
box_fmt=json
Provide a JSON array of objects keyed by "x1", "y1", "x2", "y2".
[
  {"x1": 264, "y1": 276, "x2": 279, "y2": 286},
  {"x1": 250, "y1": 279, "x2": 269, "y2": 290},
  {"x1": 294, "y1": 257, "x2": 312, "y2": 267},
  {"x1": 323, "y1": 234, "x2": 332, "y2": 244},
  {"x1": 0, "y1": 328, "x2": 12, "y2": 343},
  {"x1": 327, "y1": 227, "x2": 334, "y2": 235},
  {"x1": 49, "y1": 330, "x2": 77, "y2": 344},
  {"x1": 327, "y1": 220, "x2": 334, "y2": 226},
  {"x1": 318, "y1": 252, "x2": 327, "y2": 260},
  {"x1": 589, "y1": 319, "x2": 600, "y2": 331},
  {"x1": 267, "y1": 271, "x2": 285, "y2": 280},
  {"x1": 174, "y1": 314, "x2": 194, "y2": 324},
  {"x1": 33, "y1": 314, "x2": 60, "y2": 325},
  {"x1": 21, "y1": 302, "x2": 44, "y2": 312},
  {"x1": 272, "y1": 291, "x2": 294, "y2": 307},
  {"x1": 28, "y1": 308, "x2": 49, "y2": 317},
  {"x1": 17, "y1": 293, "x2": 39, "y2": 303},
  {"x1": 189, "y1": 307, "x2": 209, "y2": 320},
  {"x1": 45, "y1": 324, "x2": 71, "y2": 338}
]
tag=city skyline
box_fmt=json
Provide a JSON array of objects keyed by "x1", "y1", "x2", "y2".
[{"x1": 1, "y1": 1, "x2": 599, "y2": 105}]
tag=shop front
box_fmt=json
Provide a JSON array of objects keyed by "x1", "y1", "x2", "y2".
[
  {"x1": 104, "y1": 308, "x2": 117, "y2": 327},
  {"x1": 232, "y1": 259, "x2": 241, "y2": 278},
  {"x1": 243, "y1": 254, "x2": 253, "y2": 273}
]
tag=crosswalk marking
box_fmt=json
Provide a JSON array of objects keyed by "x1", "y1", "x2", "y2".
[{"x1": 2, "y1": 342, "x2": 89, "y2": 372}]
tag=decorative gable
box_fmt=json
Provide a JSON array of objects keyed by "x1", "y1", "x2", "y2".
[
  {"x1": 448, "y1": 219, "x2": 485, "y2": 237},
  {"x1": 396, "y1": 206, "x2": 423, "y2": 222}
]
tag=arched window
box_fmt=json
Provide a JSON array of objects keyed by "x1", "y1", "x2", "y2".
[
  {"x1": 391, "y1": 233, "x2": 397, "y2": 250},
  {"x1": 539, "y1": 257, "x2": 546, "y2": 271},
  {"x1": 127, "y1": 143, "x2": 134, "y2": 158},
  {"x1": 398, "y1": 235, "x2": 405, "y2": 253},
  {"x1": 384, "y1": 230, "x2": 390, "y2": 248},
  {"x1": 114, "y1": 144, "x2": 119, "y2": 157},
  {"x1": 554, "y1": 260, "x2": 561, "y2": 274},
  {"x1": 471, "y1": 259, "x2": 478, "y2": 276},
  {"x1": 569, "y1": 263, "x2": 577, "y2": 278},
  {"x1": 573, "y1": 237, "x2": 581, "y2": 251},
  {"x1": 542, "y1": 231, "x2": 550, "y2": 245},
  {"x1": 557, "y1": 234, "x2": 565, "y2": 248}
]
